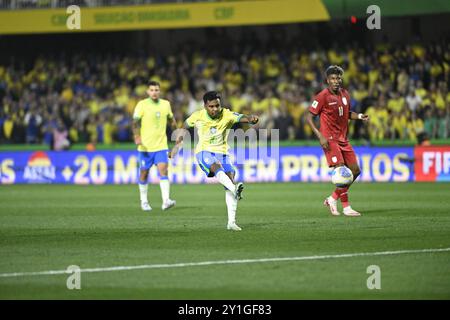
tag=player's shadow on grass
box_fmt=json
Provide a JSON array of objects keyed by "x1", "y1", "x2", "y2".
[
  {"x1": 241, "y1": 222, "x2": 288, "y2": 228},
  {"x1": 361, "y1": 208, "x2": 406, "y2": 214},
  {"x1": 168, "y1": 206, "x2": 202, "y2": 212}
]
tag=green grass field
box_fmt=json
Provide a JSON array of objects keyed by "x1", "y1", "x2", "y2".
[{"x1": 0, "y1": 182, "x2": 449, "y2": 299}]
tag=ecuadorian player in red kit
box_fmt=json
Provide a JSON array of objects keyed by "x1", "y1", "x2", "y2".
[{"x1": 306, "y1": 65, "x2": 370, "y2": 217}]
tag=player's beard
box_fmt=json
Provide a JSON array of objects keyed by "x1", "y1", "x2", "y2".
[
  {"x1": 210, "y1": 109, "x2": 222, "y2": 119},
  {"x1": 331, "y1": 83, "x2": 340, "y2": 93}
]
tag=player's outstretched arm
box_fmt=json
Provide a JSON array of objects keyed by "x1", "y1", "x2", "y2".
[
  {"x1": 350, "y1": 111, "x2": 369, "y2": 121},
  {"x1": 238, "y1": 114, "x2": 259, "y2": 124},
  {"x1": 306, "y1": 112, "x2": 329, "y2": 150},
  {"x1": 132, "y1": 118, "x2": 142, "y2": 145}
]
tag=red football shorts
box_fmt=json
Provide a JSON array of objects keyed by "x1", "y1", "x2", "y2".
[{"x1": 323, "y1": 140, "x2": 358, "y2": 167}]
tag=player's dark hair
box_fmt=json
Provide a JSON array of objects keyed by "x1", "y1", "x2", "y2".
[
  {"x1": 203, "y1": 91, "x2": 221, "y2": 104},
  {"x1": 417, "y1": 131, "x2": 430, "y2": 145},
  {"x1": 325, "y1": 65, "x2": 344, "y2": 77},
  {"x1": 148, "y1": 80, "x2": 160, "y2": 87}
]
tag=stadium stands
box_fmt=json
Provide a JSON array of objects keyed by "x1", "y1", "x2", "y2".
[
  {"x1": 1, "y1": 42, "x2": 448, "y2": 146},
  {"x1": 0, "y1": 21, "x2": 448, "y2": 147}
]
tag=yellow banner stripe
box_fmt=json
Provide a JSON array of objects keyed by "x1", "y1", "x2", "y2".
[{"x1": 0, "y1": 0, "x2": 330, "y2": 35}]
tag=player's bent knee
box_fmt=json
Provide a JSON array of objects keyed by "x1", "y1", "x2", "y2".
[
  {"x1": 157, "y1": 164, "x2": 168, "y2": 175},
  {"x1": 139, "y1": 170, "x2": 149, "y2": 183},
  {"x1": 349, "y1": 166, "x2": 361, "y2": 179},
  {"x1": 226, "y1": 172, "x2": 235, "y2": 183},
  {"x1": 210, "y1": 163, "x2": 222, "y2": 175}
]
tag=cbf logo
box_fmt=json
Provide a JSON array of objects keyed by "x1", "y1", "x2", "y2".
[
  {"x1": 155, "y1": 112, "x2": 161, "y2": 118},
  {"x1": 210, "y1": 127, "x2": 217, "y2": 134},
  {"x1": 23, "y1": 151, "x2": 56, "y2": 183}
]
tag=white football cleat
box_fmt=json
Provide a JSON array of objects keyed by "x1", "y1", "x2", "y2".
[
  {"x1": 227, "y1": 222, "x2": 242, "y2": 231},
  {"x1": 324, "y1": 196, "x2": 340, "y2": 216},
  {"x1": 141, "y1": 202, "x2": 152, "y2": 211},
  {"x1": 162, "y1": 199, "x2": 176, "y2": 211},
  {"x1": 234, "y1": 182, "x2": 244, "y2": 201},
  {"x1": 343, "y1": 206, "x2": 361, "y2": 217}
]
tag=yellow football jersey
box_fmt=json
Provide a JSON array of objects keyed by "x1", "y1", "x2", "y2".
[
  {"x1": 133, "y1": 98, "x2": 173, "y2": 152},
  {"x1": 186, "y1": 108, "x2": 243, "y2": 155}
]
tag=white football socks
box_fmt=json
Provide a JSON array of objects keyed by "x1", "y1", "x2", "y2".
[
  {"x1": 159, "y1": 179, "x2": 170, "y2": 203},
  {"x1": 216, "y1": 170, "x2": 236, "y2": 193},
  {"x1": 225, "y1": 190, "x2": 237, "y2": 224},
  {"x1": 139, "y1": 183, "x2": 148, "y2": 203}
]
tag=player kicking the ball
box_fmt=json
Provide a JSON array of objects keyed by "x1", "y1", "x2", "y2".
[
  {"x1": 306, "y1": 65, "x2": 369, "y2": 216},
  {"x1": 171, "y1": 91, "x2": 259, "y2": 231},
  {"x1": 133, "y1": 81, "x2": 177, "y2": 212}
]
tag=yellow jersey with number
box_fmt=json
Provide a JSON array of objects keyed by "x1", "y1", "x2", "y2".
[
  {"x1": 186, "y1": 108, "x2": 243, "y2": 155},
  {"x1": 133, "y1": 98, "x2": 173, "y2": 152}
]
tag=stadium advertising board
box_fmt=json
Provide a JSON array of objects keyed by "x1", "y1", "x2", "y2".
[
  {"x1": 0, "y1": 0, "x2": 328, "y2": 35},
  {"x1": 1, "y1": 0, "x2": 447, "y2": 35},
  {"x1": 414, "y1": 146, "x2": 450, "y2": 182},
  {"x1": 0, "y1": 147, "x2": 414, "y2": 184}
]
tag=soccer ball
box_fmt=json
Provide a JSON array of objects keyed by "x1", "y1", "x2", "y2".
[{"x1": 331, "y1": 166, "x2": 354, "y2": 187}]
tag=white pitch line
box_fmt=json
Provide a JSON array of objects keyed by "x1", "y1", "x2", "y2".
[{"x1": 0, "y1": 247, "x2": 449, "y2": 279}]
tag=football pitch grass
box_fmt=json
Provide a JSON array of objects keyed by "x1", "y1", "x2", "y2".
[{"x1": 0, "y1": 182, "x2": 449, "y2": 299}]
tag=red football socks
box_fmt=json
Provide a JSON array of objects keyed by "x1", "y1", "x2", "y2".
[{"x1": 332, "y1": 187, "x2": 350, "y2": 208}]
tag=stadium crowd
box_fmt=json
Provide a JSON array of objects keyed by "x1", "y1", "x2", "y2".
[{"x1": 0, "y1": 41, "x2": 448, "y2": 149}]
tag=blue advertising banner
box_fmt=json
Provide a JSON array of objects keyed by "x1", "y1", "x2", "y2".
[{"x1": 0, "y1": 147, "x2": 414, "y2": 185}]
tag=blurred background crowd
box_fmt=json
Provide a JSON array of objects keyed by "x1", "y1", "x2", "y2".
[{"x1": 0, "y1": 24, "x2": 448, "y2": 149}]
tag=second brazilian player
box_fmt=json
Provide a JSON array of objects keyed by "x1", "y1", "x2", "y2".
[{"x1": 132, "y1": 81, "x2": 177, "y2": 212}]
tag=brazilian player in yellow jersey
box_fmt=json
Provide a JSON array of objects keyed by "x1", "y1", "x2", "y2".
[
  {"x1": 132, "y1": 81, "x2": 177, "y2": 212},
  {"x1": 171, "y1": 91, "x2": 259, "y2": 231}
]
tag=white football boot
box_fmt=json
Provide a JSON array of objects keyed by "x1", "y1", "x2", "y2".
[
  {"x1": 141, "y1": 201, "x2": 152, "y2": 212},
  {"x1": 227, "y1": 222, "x2": 242, "y2": 231},
  {"x1": 162, "y1": 199, "x2": 176, "y2": 211},
  {"x1": 324, "y1": 196, "x2": 340, "y2": 216},
  {"x1": 234, "y1": 182, "x2": 244, "y2": 201},
  {"x1": 343, "y1": 206, "x2": 361, "y2": 217}
]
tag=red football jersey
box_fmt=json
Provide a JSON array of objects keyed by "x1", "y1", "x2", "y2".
[{"x1": 309, "y1": 88, "x2": 351, "y2": 142}]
